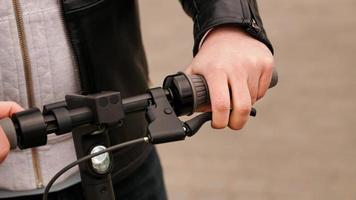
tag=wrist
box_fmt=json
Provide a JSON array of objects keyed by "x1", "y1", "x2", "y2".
[
  {"x1": 200, "y1": 25, "x2": 269, "y2": 54},
  {"x1": 199, "y1": 26, "x2": 249, "y2": 48}
]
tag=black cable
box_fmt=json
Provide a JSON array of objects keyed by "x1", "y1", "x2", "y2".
[{"x1": 42, "y1": 137, "x2": 149, "y2": 200}]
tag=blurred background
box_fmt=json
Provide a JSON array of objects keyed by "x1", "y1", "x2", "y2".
[{"x1": 139, "y1": 0, "x2": 356, "y2": 199}]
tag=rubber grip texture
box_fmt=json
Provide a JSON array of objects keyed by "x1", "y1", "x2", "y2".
[{"x1": 189, "y1": 69, "x2": 278, "y2": 110}]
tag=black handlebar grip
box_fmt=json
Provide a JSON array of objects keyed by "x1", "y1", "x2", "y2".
[
  {"x1": 12, "y1": 108, "x2": 47, "y2": 149},
  {"x1": 185, "y1": 69, "x2": 278, "y2": 112},
  {"x1": 0, "y1": 117, "x2": 17, "y2": 149},
  {"x1": 184, "y1": 73, "x2": 210, "y2": 113}
]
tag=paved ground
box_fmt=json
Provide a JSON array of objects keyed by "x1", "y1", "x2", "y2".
[{"x1": 139, "y1": 1, "x2": 356, "y2": 199}]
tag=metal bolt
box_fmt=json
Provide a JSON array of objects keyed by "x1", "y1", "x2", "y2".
[
  {"x1": 143, "y1": 137, "x2": 150, "y2": 143},
  {"x1": 164, "y1": 108, "x2": 172, "y2": 114},
  {"x1": 90, "y1": 145, "x2": 110, "y2": 174}
]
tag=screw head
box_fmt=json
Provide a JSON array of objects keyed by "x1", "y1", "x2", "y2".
[
  {"x1": 90, "y1": 145, "x2": 110, "y2": 174},
  {"x1": 164, "y1": 108, "x2": 173, "y2": 114}
]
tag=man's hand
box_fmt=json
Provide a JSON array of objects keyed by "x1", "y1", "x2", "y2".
[
  {"x1": 0, "y1": 102, "x2": 23, "y2": 163},
  {"x1": 185, "y1": 26, "x2": 274, "y2": 130}
]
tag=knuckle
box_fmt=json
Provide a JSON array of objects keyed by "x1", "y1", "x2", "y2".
[
  {"x1": 246, "y1": 57, "x2": 258, "y2": 67},
  {"x1": 213, "y1": 100, "x2": 230, "y2": 113},
  {"x1": 9, "y1": 101, "x2": 19, "y2": 107},
  {"x1": 237, "y1": 104, "x2": 251, "y2": 116},
  {"x1": 233, "y1": 59, "x2": 254, "y2": 72},
  {"x1": 2, "y1": 101, "x2": 18, "y2": 108},
  {"x1": 263, "y1": 57, "x2": 275, "y2": 70},
  {"x1": 232, "y1": 65, "x2": 248, "y2": 76}
]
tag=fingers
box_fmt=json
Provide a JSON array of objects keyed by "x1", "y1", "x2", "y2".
[
  {"x1": 204, "y1": 72, "x2": 230, "y2": 129},
  {"x1": 0, "y1": 101, "x2": 23, "y2": 119},
  {"x1": 257, "y1": 60, "x2": 274, "y2": 100},
  {"x1": 0, "y1": 127, "x2": 10, "y2": 163},
  {"x1": 228, "y1": 76, "x2": 252, "y2": 130},
  {"x1": 248, "y1": 76, "x2": 259, "y2": 105}
]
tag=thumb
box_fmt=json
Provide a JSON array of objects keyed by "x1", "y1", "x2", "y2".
[
  {"x1": 0, "y1": 101, "x2": 23, "y2": 118},
  {"x1": 0, "y1": 127, "x2": 10, "y2": 163}
]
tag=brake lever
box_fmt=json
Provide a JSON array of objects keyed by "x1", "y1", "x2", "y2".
[{"x1": 183, "y1": 107, "x2": 256, "y2": 137}]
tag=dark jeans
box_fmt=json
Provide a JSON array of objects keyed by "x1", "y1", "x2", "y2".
[{"x1": 4, "y1": 148, "x2": 167, "y2": 200}]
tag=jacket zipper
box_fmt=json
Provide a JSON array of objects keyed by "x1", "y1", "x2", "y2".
[{"x1": 12, "y1": 0, "x2": 44, "y2": 189}]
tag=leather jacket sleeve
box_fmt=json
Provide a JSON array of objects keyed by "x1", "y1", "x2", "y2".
[{"x1": 179, "y1": 0, "x2": 274, "y2": 55}]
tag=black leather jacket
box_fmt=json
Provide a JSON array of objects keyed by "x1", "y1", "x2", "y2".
[{"x1": 60, "y1": 0, "x2": 273, "y2": 182}]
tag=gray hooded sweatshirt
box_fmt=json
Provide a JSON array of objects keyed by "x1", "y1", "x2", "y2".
[{"x1": 0, "y1": 0, "x2": 81, "y2": 197}]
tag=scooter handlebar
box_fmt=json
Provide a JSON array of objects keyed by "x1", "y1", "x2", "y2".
[{"x1": 0, "y1": 70, "x2": 278, "y2": 150}]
